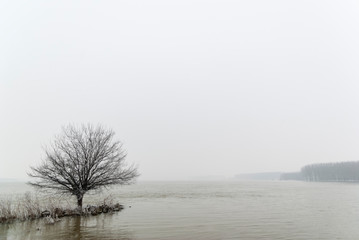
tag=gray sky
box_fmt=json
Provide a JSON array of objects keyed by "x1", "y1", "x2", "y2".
[{"x1": 1, "y1": 0, "x2": 359, "y2": 180}]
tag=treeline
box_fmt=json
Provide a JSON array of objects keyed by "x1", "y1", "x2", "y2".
[
  {"x1": 301, "y1": 161, "x2": 359, "y2": 182},
  {"x1": 280, "y1": 172, "x2": 303, "y2": 181}
]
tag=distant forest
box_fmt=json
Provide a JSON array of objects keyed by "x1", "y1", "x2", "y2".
[
  {"x1": 280, "y1": 161, "x2": 359, "y2": 182},
  {"x1": 279, "y1": 172, "x2": 303, "y2": 181}
]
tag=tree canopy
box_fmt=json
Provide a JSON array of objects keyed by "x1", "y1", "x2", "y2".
[{"x1": 28, "y1": 124, "x2": 139, "y2": 208}]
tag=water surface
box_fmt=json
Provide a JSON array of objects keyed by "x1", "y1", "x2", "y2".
[{"x1": 1, "y1": 181, "x2": 359, "y2": 240}]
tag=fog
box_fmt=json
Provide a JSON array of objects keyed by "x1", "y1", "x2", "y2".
[{"x1": 1, "y1": 0, "x2": 359, "y2": 180}]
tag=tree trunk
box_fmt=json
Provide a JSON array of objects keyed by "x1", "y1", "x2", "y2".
[{"x1": 77, "y1": 194, "x2": 83, "y2": 209}]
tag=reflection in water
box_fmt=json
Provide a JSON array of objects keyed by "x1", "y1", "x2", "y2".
[{"x1": 0, "y1": 214, "x2": 133, "y2": 240}]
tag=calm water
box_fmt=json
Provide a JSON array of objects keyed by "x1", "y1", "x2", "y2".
[{"x1": 1, "y1": 181, "x2": 359, "y2": 240}]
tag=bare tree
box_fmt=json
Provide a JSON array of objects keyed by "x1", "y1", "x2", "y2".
[{"x1": 28, "y1": 124, "x2": 139, "y2": 208}]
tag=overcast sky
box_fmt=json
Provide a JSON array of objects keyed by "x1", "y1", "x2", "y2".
[{"x1": 1, "y1": 0, "x2": 359, "y2": 180}]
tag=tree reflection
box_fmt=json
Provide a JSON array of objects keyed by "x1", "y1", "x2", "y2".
[{"x1": 0, "y1": 214, "x2": 134, "y2": 240}]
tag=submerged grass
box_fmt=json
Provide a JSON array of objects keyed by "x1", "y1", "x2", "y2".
[
  {"x1": 0, "y1": 192, "x2": 122, "y2": 224},
  {"x1": 0, "y1": 192, "x2": 62, "y2": 223}
]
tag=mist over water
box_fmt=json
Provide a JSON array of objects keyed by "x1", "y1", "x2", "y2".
[
  {"x1": 1, "y1": 1, "x2": 359, "y2": 239},
  {"x1": 2, "y1": 181, "x2": 359, "y2": 240}
]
